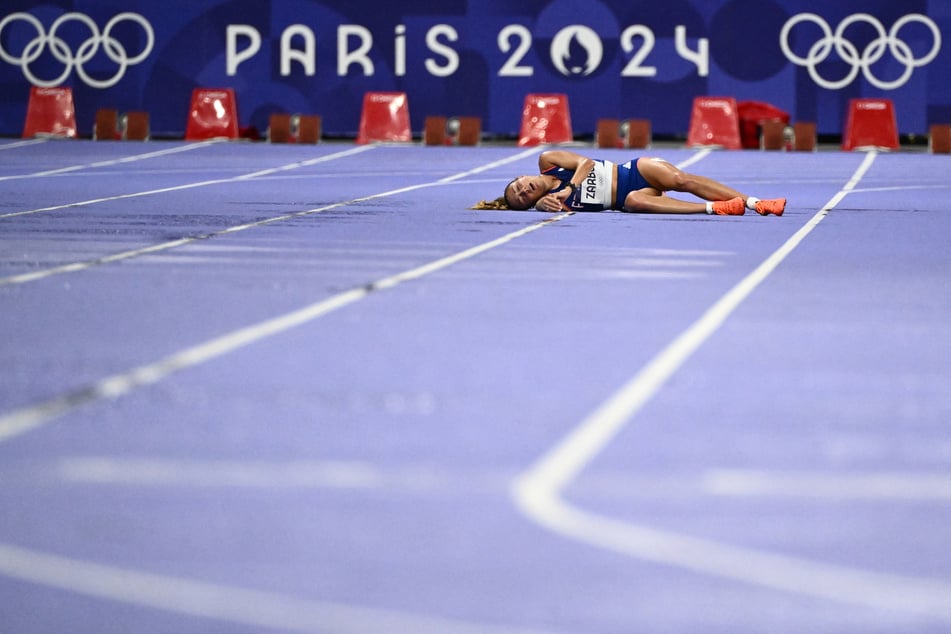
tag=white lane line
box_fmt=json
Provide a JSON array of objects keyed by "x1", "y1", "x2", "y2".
[
  {"x1": 0, "y1": 140, "x2": 224, "y2": 182},
  {"x1": 0, "y1": 148, "x2": 552, "y2": 441},
  {"x1": 52, "y1": 457, "x2": 511, "y2": 493},
  {"x1": 702, "y1": 469, "x2": 951, "y2": 500},
  {"x1": 506, "y1": 152, "x2": 951, "y2": 620},
  {"x1": 1, "y1": 238, "x2": 194, "y2": 287},
  {"x1": 57, "y1": 457, "x2": 388, "y2": 489},
  {"x1": 0, "y1": 138, "x2": 48, "y2": 150},
  {"x1": 511, "y1": 496, "x2": 951, "y2": 620},
  {"x1": 674, "y1": 148, "x2": 712, "y2": 170},
  {"x1": 849, "y1": 184, "x2": 951, "y2": 194},
  {"x1": 0, "y1": 144, "x2": 375, "y2": 219},
  {"x1": 0, "y1": 542, "x2": 564, "y2": 634},
  {"x1": 233, "y1": 145, "x2": 377, "y2": 180}
]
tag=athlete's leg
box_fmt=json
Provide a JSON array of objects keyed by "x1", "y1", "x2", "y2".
[
  {"x1": 621, "y1": 188, "x2": 745, "y2": 215},
  {"x1": 622, "y1": 188, "x2": 706, "y2": 213},
  {"x1": 635, "y1": 157, "x2": 786, "y2": 215},
  {"x1": 636, "y1": 157, "x2": 746, "y2": 202}
]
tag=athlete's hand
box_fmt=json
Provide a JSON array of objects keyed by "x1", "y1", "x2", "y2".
[
  {"x1": 534, "y1": 195, "x2": 563, "y2": 212},
  {"x1": 536, "y1": 189, "x2": 571, "y2": 212}
]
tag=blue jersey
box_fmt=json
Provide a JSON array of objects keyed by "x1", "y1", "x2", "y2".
[{"x1": 542, "y1": 158, "x2": 651, "y2": 211}]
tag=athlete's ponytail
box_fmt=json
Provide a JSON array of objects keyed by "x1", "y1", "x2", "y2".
[{"x1": 470, "y1": 196, "x2": 510, "y2": 210}]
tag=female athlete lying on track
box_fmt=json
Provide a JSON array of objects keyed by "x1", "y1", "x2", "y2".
[{"x1": 472, "y1": 149, "x2": 786, "y2": 216}]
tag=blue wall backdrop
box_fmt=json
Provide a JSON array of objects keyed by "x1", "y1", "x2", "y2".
[{"x1": 1, "y1": 0, "x2": 948, "y2": 138}]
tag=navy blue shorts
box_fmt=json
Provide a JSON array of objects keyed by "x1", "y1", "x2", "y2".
[{"x1": 614, "y1": 158, "x2": 651, "y2": 208}]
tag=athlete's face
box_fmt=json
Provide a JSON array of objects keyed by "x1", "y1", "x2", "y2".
[{"x1": 504, "y1": 175, "x2": 545, "y2": 210}]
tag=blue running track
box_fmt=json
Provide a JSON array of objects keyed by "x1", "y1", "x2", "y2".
[{"x1": 1, "y1": 138, "x2": 950, "y2": 633}]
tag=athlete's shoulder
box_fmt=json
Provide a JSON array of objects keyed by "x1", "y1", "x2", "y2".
[{"x1": 538, "y1": 149, "x2": 591, "y2": 171}]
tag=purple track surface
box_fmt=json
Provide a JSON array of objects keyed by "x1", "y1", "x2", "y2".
[{"x1": 1, "y1": 138, "x2": 950, "y2": 633}]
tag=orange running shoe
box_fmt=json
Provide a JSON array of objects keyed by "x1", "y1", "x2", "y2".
[
  {"x1": 711, "y1": 197, "x2": 745, "y2": 215},
  {"x1": 755, "y1": 198, "x2": 786, "y2": 216}
]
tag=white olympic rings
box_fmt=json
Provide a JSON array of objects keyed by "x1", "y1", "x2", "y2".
[
  {"x1": 780, "y1": 13, "x2": 941, "y2": 90},
  {"x1": 0, "y1": 12, "x2": 154, "y2": 88}
]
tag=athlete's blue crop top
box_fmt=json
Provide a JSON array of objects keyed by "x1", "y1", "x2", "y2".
[{"x1": 542, "y1": 158, "x2": 651, "y2": 211}]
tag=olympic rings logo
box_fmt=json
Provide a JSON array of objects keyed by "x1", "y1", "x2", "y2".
[
  {"x1": 780, "y1": 13, "x2": 941, "y2": 90},
  {"x1": 0, "y1": 12, "x2": 154, "y2": 89}
]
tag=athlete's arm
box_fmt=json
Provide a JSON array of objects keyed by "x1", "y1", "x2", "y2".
[{"x1": 538, "y1": 150, "x2": 595, "y2": 189}]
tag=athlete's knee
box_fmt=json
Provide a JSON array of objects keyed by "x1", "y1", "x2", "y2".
[
  {"x1": 623, "y1": 190, "x2": 656, "y2": 211},
  {"x1": 666, "y1": 169, "x2": 694, "y2": 192}
]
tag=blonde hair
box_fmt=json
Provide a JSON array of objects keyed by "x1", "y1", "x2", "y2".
[
  {"x1": 471, "y1": 178, "x2": 525, "y2": 210},
  {"x1": 470, "y1": 196, "x2": 510, "y2": 210}
]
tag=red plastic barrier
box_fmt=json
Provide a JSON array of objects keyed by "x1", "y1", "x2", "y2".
[
  {"x1": 185, "y1": 88, "x2": 239, "y2": 141},
  {"x1": 842, "y1": 99, "x2": 898, "y2": 151},
  {"x1": 22, "y1": 87, "x2": 77, "y2": 139},
  {"x1": 357, "y1": 92, "x2": 411, "y2": 144},
  {"x1": 687, "y1": 97, "x2": 741, "y2": 149},
  {"x1": 518, "y1": 93, "x2": 573, "y2": 146}
]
